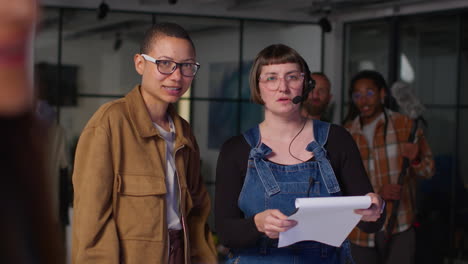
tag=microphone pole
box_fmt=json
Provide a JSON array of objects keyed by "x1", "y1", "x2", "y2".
[
  {"x1": 383, "y1": 117, "x2": 420, "y2": 259},
  {"x1": 383, "y1": 81, "x2": 425, "y2": 259}
]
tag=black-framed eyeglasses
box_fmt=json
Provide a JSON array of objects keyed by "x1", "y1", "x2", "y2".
[{"x1": 141, "y1": 54, "x2": 200, "y2": 77}]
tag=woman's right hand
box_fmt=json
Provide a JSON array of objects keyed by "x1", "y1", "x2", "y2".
[{"x1": 253, "y1": 209, "x2": 297, "y2": 239}]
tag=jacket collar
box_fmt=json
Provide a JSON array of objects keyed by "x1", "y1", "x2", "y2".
[{"x1": 125, "y1": 85, "x2": 195, "y2": 151}]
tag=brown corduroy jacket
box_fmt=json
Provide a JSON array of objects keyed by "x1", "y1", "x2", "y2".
[{"x1": 72, "y1": 85, "x2": 217, "y2": 264}]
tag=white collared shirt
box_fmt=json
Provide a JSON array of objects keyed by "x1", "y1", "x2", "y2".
[{"x1": 153, "y1": 116, "x2": 181, "y2": 230}]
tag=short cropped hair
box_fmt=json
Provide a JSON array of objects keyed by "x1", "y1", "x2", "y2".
[
  {"x1": 139, "y1": 22, "x2": 195, "y2": 54},
  {"x1": 249, "y1": 44, "x2": 312, "y2": 105}
]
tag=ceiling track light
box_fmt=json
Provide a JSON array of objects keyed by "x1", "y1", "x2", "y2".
[
  {"x1": 318, "y1": 17, "x2": 332, "y2": 33},
  {"x1": 97, "y1": 1, "x2": 110, "y2": 20}
]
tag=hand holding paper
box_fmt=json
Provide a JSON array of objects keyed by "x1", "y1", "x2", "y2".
[
  {"x1": 355, "y1": 193, "x2": 385, "y2": 222},
  {"x1": 254, "y1": 209, "x2": 297, "y2": 239},
  {"x1": 278, "y1": 196, "x2": 371, "y2": 248}
]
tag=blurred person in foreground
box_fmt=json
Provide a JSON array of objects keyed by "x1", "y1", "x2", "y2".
[
  {"x1": 302, "y1": 72, "x2": 332, "y2": 121},
  {"x1": 0, "y1": 0, "x2": 64, "y2": 263},
  {"x1": 343, "y1": 70, "x2": 434, "y2": 264}
]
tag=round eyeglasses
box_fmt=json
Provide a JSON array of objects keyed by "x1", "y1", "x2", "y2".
[
  {"x1": 258, "y1": 72, "x2": 305, "y2": 91},
  {"x1": 352, "y1": 90, "x2": 376, "y2": 101},
  {"x1": 141, "y1": 54, "x2": 200, "y2": 77}
]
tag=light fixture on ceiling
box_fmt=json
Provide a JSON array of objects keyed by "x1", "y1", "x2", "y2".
[
  {"x1": 168, "y1": 0, "x2": 177, "y2": 5},
  {"x1": 97, "y1": 1, "x2": 110, "y2": 20},
  {"x1": 318, "y1": 16, "x2": 332, "y2": 33}
]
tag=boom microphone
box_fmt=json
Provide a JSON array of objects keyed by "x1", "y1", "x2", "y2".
[
  {"x1": 292, "y1": 95, "x2": 303, "y2": 104},
  {"x1": 391, "y1": 81, "x2": 425, "y2": 119},
  {"x1": 292, "y1": 79, "x2": 315, "y2": 104},
  {"x1": 385, "y1": 81, "x2": 426, "y2": 257}
]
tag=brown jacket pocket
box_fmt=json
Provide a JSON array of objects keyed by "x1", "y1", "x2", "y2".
[{"x1": 116, "y1": 174, "x2": 167, "y2": 242}]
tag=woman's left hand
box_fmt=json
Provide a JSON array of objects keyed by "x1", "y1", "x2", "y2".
[{"x1": 354, "y1": 193, "x2": 384, "y2": 222}]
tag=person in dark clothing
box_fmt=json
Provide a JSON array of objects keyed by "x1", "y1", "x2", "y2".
[{"x1": 215, "y1": 44, "x2": 385, "y2": 263}]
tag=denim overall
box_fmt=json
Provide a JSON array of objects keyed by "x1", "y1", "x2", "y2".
[{"x1": 227, "y1": 120, "x2": 354, "y2": 264}]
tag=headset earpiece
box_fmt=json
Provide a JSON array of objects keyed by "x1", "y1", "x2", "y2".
[
  {"x1": 309, "y1": 78, "x2": 316, "y2": 91},
  {"x1": 303, "y1": 78, "x2": 315, "y2": 96},
  {"x1": 292, "y1": 73, "x2": 316, "y2": 104}
]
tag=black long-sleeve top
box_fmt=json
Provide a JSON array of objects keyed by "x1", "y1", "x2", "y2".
[{"x1": 215, "y1": 124, "x2": 386, "y2": 248}]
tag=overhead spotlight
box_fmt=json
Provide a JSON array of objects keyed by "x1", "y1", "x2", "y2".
[
  {"x1": 114, "y1": 33, "x2": 122, "y2": 51},
  {"x1": 318, "y1": 17, "x2": 332, "y2": 33},
  {"x1": 168, "y1": 0, "x2": 177, "y2": 5},
  {"x1": 97, "y1": 1, "x2": 110, "y2": 20}
]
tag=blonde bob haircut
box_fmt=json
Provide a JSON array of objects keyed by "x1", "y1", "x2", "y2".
[{"x1": 249, "y1": 44, "x2": 312, "y2": 105}]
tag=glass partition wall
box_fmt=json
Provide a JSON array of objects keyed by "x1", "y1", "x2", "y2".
[
  {"x1": 344, "y1": 10, "x2": 468, "y2": 263},
  {"x1": 35, "y1": 7, "x2": 322, "y2": 262}
]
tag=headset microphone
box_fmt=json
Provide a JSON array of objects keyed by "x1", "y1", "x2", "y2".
[
  {"x1": 292, "y1": 95, "x2": 303, "y2": 104},
  {"x1": 292, "y1": 78, "x2": 315, "y2": 104}
]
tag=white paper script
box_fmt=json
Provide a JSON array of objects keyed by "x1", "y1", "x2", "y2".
[{"x1": 278, "y1": 196, "x2": 371, "y2": 247}]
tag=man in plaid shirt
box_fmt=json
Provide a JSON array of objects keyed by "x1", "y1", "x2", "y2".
[{"x1": 343, "y1": 70, "x2": 434, "y2": 264}]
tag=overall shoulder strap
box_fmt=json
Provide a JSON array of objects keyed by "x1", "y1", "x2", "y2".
[
  {"x1": 242, "y1": 125, "x2": 261, "y2": 148},
  {"x1": 312, "y1": 119, "x2": 331, "y2": 147},
  {"x1": 242, "y1": 125, "x2": 280, "y2": 196},
  {"x1": 307, "y1": 120, "x2": 341, "y2": 194}
]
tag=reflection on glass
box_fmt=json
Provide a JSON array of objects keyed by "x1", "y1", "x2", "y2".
[
  {"x1": 399, "y1": 15, "x2": 457, "y2": 106},
  {"x1": 400, "y1": 54, "x2": 415, "y2": 83}
]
